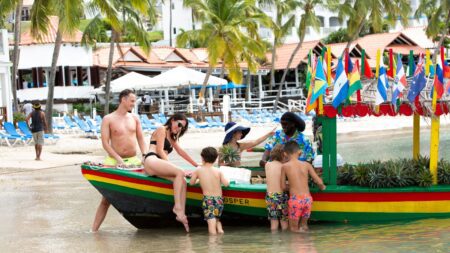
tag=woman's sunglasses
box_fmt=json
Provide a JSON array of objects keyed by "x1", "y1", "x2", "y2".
[{"x1": 177, "y1": 121, "x2": 186, "y2": 130}]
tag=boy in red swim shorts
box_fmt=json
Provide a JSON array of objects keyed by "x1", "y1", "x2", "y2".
[{"x1": 281, "y1": 141, "x2": 326, "y2": 232}]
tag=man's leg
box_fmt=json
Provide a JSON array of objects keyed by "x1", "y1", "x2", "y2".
[
  {"x1": 92, "y1": 197, "x2": 110, "y2": 232},
  {"x1": 37, "y1": 144, "x2": 42, "y2": 160},
  {"x1": 280, "y1": 220, "x2": 289, "y2": 231},
  {"x1": 34, "y1": 144, "x2": 39, "y2": 160}
]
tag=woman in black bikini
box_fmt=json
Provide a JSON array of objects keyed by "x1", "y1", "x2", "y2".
[{"x1": 143, "y1": 113, "x2": 198, "y2": 232}]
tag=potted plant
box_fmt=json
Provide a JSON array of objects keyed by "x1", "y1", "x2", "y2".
[
  {"x1": 218, "y1": 144, "x2": 240, "y2": 166},
  {"x1": 13, "y1": 112, "x2": 26, "y2": 127}
]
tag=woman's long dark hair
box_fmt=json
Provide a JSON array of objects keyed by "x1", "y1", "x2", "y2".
[{"x1": 164, "y1": 113, "x2": 189, "y2": 141}]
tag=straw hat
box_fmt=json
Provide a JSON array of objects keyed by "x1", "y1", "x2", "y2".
[{"x1": 32, "y1": 103, "x2": 41, "y2": 110}]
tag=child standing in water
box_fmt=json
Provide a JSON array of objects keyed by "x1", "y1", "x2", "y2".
[
  {"x1": 264, "y1": 144, "x2": 289, "y2": 231},
  {"x1": 281, "y1": 141, "x2": 326, "y2": 232},
  {"x1": 189, "y1": 147, "x2": 230, "y2": 235}
]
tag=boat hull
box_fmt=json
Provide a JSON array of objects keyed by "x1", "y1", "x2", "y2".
[{"x1": 82, "y1": 165, "x2": 450, "y2": 229}]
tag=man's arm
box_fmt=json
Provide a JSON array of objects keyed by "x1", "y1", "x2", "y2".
[
  {"x1": 41, "y1": 112, "x2": 48, "y2": 133},
  {"x1": 259, "y1": 150, "x2": 270, "y2": 168},
  {"x1": 239, "y1": 127, "x2": 276, "y2": 151},
  {"x1": 101, "y1": 116, "x2": 124, "y2": 165},
  {"x1": 134, "y1": 115, "x2": 147, "y2": 157}
]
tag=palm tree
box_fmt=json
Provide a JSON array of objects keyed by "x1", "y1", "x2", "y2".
[
  {"x1": 415, "y1": 0, "x2": 450, "y2": 64},
  {"x1": 0, "y1": 0, "x2": 23, "y2": 112},
  {"x1": 83, "y1": 0, "x2": 155, "y2": 114},
  {"x1": 30, "y1": 0, "x2": 84, "y2": 133},
  {"x1": 273, "y1": 0, "x2": 322, "y2": 111},
  {"x1": 337, "y1": 0, "x2": 411, "y2": 51},
  {"x1": 258, "y1": 0, "x2": 298, "y2": 91},
  {"x1": 178, "y1": 0, "x2": 271, "y2": 100}
]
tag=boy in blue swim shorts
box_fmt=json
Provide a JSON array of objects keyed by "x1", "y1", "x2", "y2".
[
  {"x1": 265, "y1": 144, "x2": 289, "y2": 231},
  {"x1": 189, "y1": 147, "x2": 230, "y2": 235}
]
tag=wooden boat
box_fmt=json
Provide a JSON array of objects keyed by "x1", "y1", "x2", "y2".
[{"x1": 81, "y1": 164, "x2": 450, "y2": 229}]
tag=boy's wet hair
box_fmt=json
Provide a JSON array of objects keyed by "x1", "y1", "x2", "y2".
[
  {"x1": 283, "y1": 140, "x2": 300, "y2": 154},
  {"x1": 201, "y1": 147, "x2": 218, "y2": 163},
  {"x1": 270, "y1": 144, "x2": 284, "y2": 161},
  {"x1": 119, "y1": 89, "x2": 135, "y2": 103}
]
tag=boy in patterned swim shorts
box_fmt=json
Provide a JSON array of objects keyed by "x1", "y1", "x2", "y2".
[
  {"x1": 281, "y1": 141, "x2": 326, "y2": 232},
  {"x1": 189, "y1": 147, "x2": 230, "y2": 235},
  {"x1": 265, "y1": 144, "x2": 289, "y2": 231}
]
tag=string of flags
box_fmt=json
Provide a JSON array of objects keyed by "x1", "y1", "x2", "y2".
[{"x1": 304, "y1": 46, "x2": 450, "y2": 114}]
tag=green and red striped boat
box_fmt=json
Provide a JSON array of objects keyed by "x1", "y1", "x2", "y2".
[{"x1": 81, "y1": 164, "x2": 450, "y2": 229}]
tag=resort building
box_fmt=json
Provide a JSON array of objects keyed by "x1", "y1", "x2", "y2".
[
  {"x1": 0, "y1": 29, "x2": 13, "y2": 124},
  {"x1": 14, "y1": 17, "x2": 95, "y2": 111}
]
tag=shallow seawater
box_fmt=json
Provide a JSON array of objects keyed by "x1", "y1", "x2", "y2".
[{"x1": 1, "y1": 126, "x2": 449, "y2": 252}]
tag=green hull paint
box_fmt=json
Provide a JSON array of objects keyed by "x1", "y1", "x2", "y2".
[{"x1": 312, "y1": 211, "x2": 450, "y2": 222}]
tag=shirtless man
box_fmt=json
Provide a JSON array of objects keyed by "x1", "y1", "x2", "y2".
[{"x1": 91, "y1": 89, "x2": 147, "y2": 232}]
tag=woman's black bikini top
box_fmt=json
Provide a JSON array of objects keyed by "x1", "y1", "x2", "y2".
[{"x1": 150, "y1": 137, "x2": 173, "y2": 154}]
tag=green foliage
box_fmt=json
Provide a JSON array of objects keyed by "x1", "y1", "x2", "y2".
[
  {"x1": 13, "y1": 112, "x2": 26, "y2": 122},
  {"x1": 338, "y1": 156, "x2": 449, "y2": 188},
  {"x1": 72, "y1": 103, "x2": 90, "y2": 115},
  {"x1": 219, "y1": 145, "x2": 241, "y2": 164},
  {"x1": 322, "y1": 28, "x2": 351, "y2": 44}
]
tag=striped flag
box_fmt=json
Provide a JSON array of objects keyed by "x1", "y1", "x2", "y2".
[
  {"x1": 434, "y1": 61, "x2": 444, "y2": 99},
  {"x1": 443, "y1": 58, "x2": 450, "y2": 78},
  {"x1": 347, "y1": 65, "x2": 362, "y2": 98},
  {"x1": 332, "y1": 58, "x2": 349, "y2": 108},
  {"x1": 391, "y1": 54, "x2": 407, "y2": 105},
  {"x1": 310, "y1": 58, "x2": 328, "y2": 104},
  {"x1": 305, "y1": 55, "x2": 317, "y2": 112},
  {"x1": 407, "y1": 57, "x2": 426, "y2": 103},
  {"x1": 376, "y1": 66, "x2": 389, "y2": 105}
]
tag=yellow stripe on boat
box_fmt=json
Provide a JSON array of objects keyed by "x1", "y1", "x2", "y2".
[{"x1": 313, "y1": 201, "x2": 450, "y2": 213}]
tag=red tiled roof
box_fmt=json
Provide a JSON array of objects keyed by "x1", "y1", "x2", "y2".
[
  {"x1": 385, "y1": 45, "x2": 425, "y2": 55},
  {"x1": 265, "y1": 40, "x2": 331, "y2": 70},
  {"x1": 20, "y1": 16, "x2": 83, "y2": 45}
]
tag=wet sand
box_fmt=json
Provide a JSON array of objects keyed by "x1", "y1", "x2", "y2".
[{"x1": 1, "y1": 116, "x2": 449, "y2": 252}]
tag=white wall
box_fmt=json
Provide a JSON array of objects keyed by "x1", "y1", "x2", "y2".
[
  {"x1": 18, "y1": 44, "x2": 93, "y2": 69},
  {"x1": 0, "y1": 29, "x2": 13, "y2": 122}
]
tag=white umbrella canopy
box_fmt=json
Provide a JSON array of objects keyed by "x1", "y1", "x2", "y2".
[
  {"x1": 110, "y1": 72, "x2": 154, "y2": 93},
  {"x1": 136, "y1": 66, "x2": 228, "y2": 90}
]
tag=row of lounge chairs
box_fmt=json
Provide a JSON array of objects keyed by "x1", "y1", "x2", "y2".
[{"x1": 0, "y1": 121, "x2": 60, "y2": 147}]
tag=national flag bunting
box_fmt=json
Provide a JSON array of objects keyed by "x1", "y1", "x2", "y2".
[
  {"x1": 347, "y1": 65, "x2": 362, "y2": 98},
  {"x1": 332, "y1": 58, "x2": 349, "y2": 108},
  {"x1": 433, "y1": 61, "x2": 444, "y2": 99},
  {"x1": 391, "y1": 54, "x2": 407, "y2": 105},
  {"x1": 407, "y1": 57, "x2": 426, "y2": 103},
  {"x1": 309, "y1": 58, "x2": 328, "y2": 104},
  {"x1": 376, "y1": 66, "x2": 389, "y2": 105},
  {"x1": 363, "y1": 57, "x2": 374, "y2": 78}
]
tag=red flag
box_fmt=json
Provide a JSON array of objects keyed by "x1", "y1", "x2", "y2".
[
  {"x1": 387, "y1": 49, "x2": 394, "y2": 78},
  {"x1": 363, "y1": 57, "x2": 374, "y2": 78}
]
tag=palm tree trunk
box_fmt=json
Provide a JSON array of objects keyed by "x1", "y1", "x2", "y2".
[
  {"x1": 272, "y1": 34, "x2": 305, "y2": 112},
  {"x1": 432, "y1": 9, "x2": 450, "y2": 64},
  {"x1": 200, "y1": 65, "x2": 213, "y2": 98},
  {"x1": 104, "y1": 30, "x2": 117, "y2": 115},
  {"x1": 11, "y1": 0, "x2": 23, "y2": 112},
  {"x1": 169, "y1": 0, "x2": 172, "y2": 46},
  {"x1": 219, "y1": 60, "x2": 225, "y2": 78},
  {"x1": 269, "y1": 36, "x2": 277, "y2": 91},
  {"x1": 45, "y1": 28, "x2": 63, "y2": 134},
  {"x1": 344, "y1": 19, "x2": 365, "y2": 56}
]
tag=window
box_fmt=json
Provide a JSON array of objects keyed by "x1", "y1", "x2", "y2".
[
  {"x1": 329, "y1": 17, "x2": 340, "y2": 27},
  {"x1": 171, "y1": 2, "x2": 175, "y2": 9},
  {"x1": 317, "y1": 16, "x2": 324, "y2": 27},
  {"x1": 173, "y1": 27, "x2": 177, "y2": 34}
]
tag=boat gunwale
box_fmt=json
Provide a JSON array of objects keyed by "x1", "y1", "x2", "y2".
[{"x1": 81, "y1": 165, "x2": 450, "y2": 193}]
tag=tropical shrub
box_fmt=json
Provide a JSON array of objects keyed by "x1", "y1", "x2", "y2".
[{"x1": 219, "y1": 145, "x2": 240, "y2": 165}]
